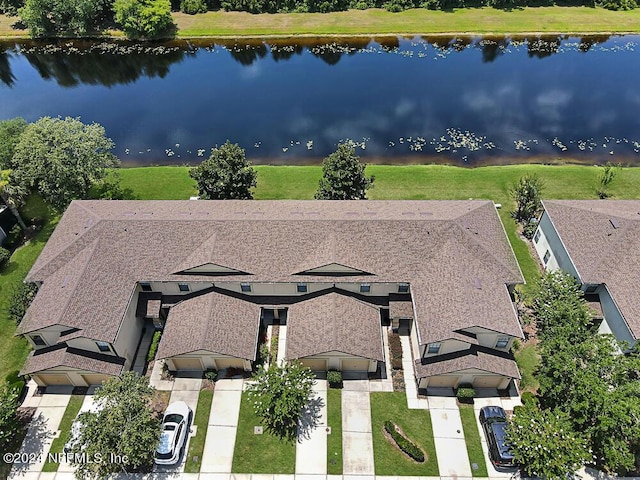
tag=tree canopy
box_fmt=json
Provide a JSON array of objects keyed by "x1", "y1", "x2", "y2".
[
  {"x1": 11, "y1": 116, "x2": 119, "y2": 210},
  {"x1": 70, "y1": 372, "x2": 160, "y2": 478},
  {"x1": 19, "y1": 0, "x2": 111, "y2": 37},
  {"x1": 314, "y1": 142, "x2": 374, "y2": 200},
  {"x1": 113, "y1": 0, "x2": 176, "y2": 40},
  {"x1": 245, "y1": 361, "x2": 316, "y2": 440},
  {"x1": 0, "y1": 117, "x2": 27, "y2": 170},
  {"x1": 0, "y1": 381, "x2": 20, "y2": 452},
  {"x1": 510, "y1": 173, "x2": 544, "y2": 238},
  {"x1": 189, "y1": 141, "x2": 257, "y2": 200}
]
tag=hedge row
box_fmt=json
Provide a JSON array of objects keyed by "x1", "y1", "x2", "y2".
[
  {"x1": 388, "y1": 332, "x2": 403, "y2": 370},
  {"x1": 384, "y1": 420, "x2": 425, "y2": 462}
]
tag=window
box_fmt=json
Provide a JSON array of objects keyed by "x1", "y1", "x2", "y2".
[
  {"x1": 297, "y1": 283, "x2": 308, "y2": 293},
  {"x1": 178, "y1": 283, "x2": 190, "y2": 292},
  {"x1": 241, "y1": 283, "x2": 251, "y2": 293},
  {"x1": 543, "y1": 250, "x2": 551, "y2": 264},
  {"x1": 398, "y1": 283, "x2": 409, "y2": 293},
  {"x1": 495, "y1": 336, "x2": 509, "y2": 348},
  {"x1": 427, "y1": 343, "x2": 441, "y2": 354},
  {"x1": 360, "y1": 283, "x2": 371, "y2": 293},
  {"x1": 140, "y1": 282, "x2": 152, "y2": 292},
  {"x1": 585, "y1": 285, "x2": 598, "y2": 294},
  {"x1": 533, "y1": 229, "x2": 541, "y2": 243},
  {"x1": 31, "y1": 335, "x2": 46, "y2": 346},
  {"x1": 96, "y1": 341, "x2": 111, "y2": 353}
]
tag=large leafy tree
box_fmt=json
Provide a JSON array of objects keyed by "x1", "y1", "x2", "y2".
[
  {"x1": 507, "y1": 404, "x2": 591, "y2": 479},
  {"x1": 11, "y1": 116, "x2": 119, "y2": 210},
  {"x1": 19, "y1": 0, "x2": 110, "y2": 37},
  {"x1": 189, "y1": 141, "x2": 257, "y2": 200},
  {"x1": 315, "y1": 141, "x2": 374, "y2": 200},
  {"x1": 0, "y1": 169, "x2": 27, "y2": 230},
  {"x1": 113, "y1": 0, "x2": 176, "y2": 40},
  {"x1": 70, "y1": 372, "x2": 161, "y2": 479},
  {"x1": 0, "y1": 117, "x2": 27, "y2": 169},
  {"x1": 245, "y1": 361, "x2": 316, "y2": 440},
  {"x1": 0, "y1": 381, "x2": 20, "y2": 452}
]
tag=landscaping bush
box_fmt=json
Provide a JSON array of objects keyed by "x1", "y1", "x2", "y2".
[
  {"x1": 388, "y1": 332, "x2": 403, "y2": 370},
  {"x1": 4, "y1": 224, "x2": 23, "y2": 250},
  {"x1": 327, "y1": 370, "x2": 342, "y2": 388},
  {"x1": 270, "y1": 334, "x2": 279, "y2": 364},
  {"x1": 384, "y1": 420, "x2": 425, "y2": 462},
  {"x1": 180, "y1": 0, "x2": 207, "y2": 13},
  {"x1": 8, "y1": 282, "x2": 38, "y2": 325},
  {"x1": 520, "y1": 391, "x2": 539, "y2": 406},
  {"x1": 456, "y1": 383, "x2": 475, "y2": 402},
  {"x1": 523, "y1": 220, "x2": 538, "y2": 240},
  {"x1": 204, "y1": 369, "x2": 217, "y2": 381},
  {"x1": 146, "y1": 330, "x2": 161, "y2": 362},
  {"x1": 5, "y1": 370, "x2": 25, "y2": 395},
  {"x1": 0, "y1": 247, "x2": 11, "y2": 269}
]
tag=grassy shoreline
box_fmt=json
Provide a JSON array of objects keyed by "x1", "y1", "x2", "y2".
[{"x1": 3, "y1": 7, "x2": 640, "y2": 39}]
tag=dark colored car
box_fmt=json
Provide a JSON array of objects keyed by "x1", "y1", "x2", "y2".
[{"x1": 479, "y1": 406, "x2": 515, "y2": 467}]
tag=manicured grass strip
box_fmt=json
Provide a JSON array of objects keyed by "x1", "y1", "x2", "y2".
[
  {"x1": 110, "y1": 167, "x2": 197, "y2": 200},
  {"x1": 185, "y1": 388, "x2": 214, "y2": 473},
  {"x1": 514, "y1": 342, "x2": 540, "y2": 393},
  {"x1": 459, "y1": 404, "x2": 488, "y2": 477},
  {"x1": 42, "y1": 395, "x2": 85, "y2": 472},
  {"x1": 0, "y1": 195, "x2": 58, "y2": 382},
  {"x1": 170, "y1": 7, "x2": 640, "y2": 37},
  {"x1": 232, "y1": 392, "x2": 296, "y2": 473},
  {"x1": 326, "y1": 387, "x2": 343, "y2": 474},
  {"x1": 370, "y1": 392, "x2": 438, "y2": 475}
]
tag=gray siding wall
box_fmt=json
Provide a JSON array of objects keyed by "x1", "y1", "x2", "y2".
[
  {"x1": 534, "y1": 211, "x2": 580, "y2": 278},
  {"x1": 598, "y1": 286, "x2": 635, "y2": 347}
]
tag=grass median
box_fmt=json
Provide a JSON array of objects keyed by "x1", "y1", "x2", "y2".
[
  {"x1": 459, "y1": 404, "x2": 488, "y2": 477},
  {"x1": 42, "y1": 395, "x2": 85, "y2": 472},
  {"x1": 185, "y1": 388, "x2": 214, "y2": 473},
  {"x1": 327, "y1": 387, "x2": 343, "y2": 474}
]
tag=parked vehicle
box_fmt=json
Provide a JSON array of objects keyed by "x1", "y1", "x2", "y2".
[
  {"x1": 155, "y1": 401, "x2": 192, "y2": 465},
  {"x1": 479, "y1": 405, "x2": 515, "y2": 467}
]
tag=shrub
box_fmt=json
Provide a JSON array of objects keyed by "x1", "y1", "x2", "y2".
[
  {"x1": 456, "y1": 383, "x2": 475, "y2": 401},
  {"x1": 113, "y1": 0, "x2": 176, "y2": 40},
  {"x1": 511, "y1": 338, "x2": 521, "y2": 351},
  {"x1": 384, "y1": 420, "x2": 425, "y2": 462},
  {"x1": 388, "y1": 332, "x2": 403, "y2": 370},
  {"x1": 146, "y1": 330, "x2": 161, "y2": 362},
  {"x1": 523, "y1": 220, "x2": 538, "y2": 240},
  {"x1": 8, "y1": 282, "x2": 38, "y2": 325},
  {"x1": 204, "y1": 369, "x2": 217, "y2": 381},
  {"x1": 520, "y1": 391, "x2": 539, "y2": 406},
  {"x1": 270, "y1": 334, "x2": 279, "y2": 364},
  {"x1": 258, "y1": 342, "x2": 270, "y2": 365},
  {"x1": 327, "y1": 370, "x2": 342, "y2": 388},
  {"x1": 180, "y1": 0, "x2": 207, "y2": 13},
  {"x1": 4, "y1": 224, "x2": 23, "y2": 250},
  {"x1": 5, "y1": 370, "x2": 25, "y2": 395},
  {"x1": 0, "y1": 247, "x2": 10, "y2": 268}
]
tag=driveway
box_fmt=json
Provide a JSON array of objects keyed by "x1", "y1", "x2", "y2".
[
  {"x1": 342, "y1": 385, "x2": 374, "y2": 475},
  {"x1": 295, "y1": 380, "x2": 327, "y2": 474},
  {"x1": 427, "y1": 395, "x2": 472, "y2": 478}
]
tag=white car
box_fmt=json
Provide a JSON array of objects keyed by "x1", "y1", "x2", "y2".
[{"x1": 155, "y1": 401, "x2": 192, "y2": 465}]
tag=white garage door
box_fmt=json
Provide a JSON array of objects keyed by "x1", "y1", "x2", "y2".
[
  {"x1": 300, "y1": 358, "x2": 327, "y2": 371},
  {"x1": 473, "y1": 375, "x2": 503, "y2": 388},
  {"x1": 341, "y1": 358, "x2": 370, "y2": 371},
  {"x1": 214, "y1": 358, "x2": 245, "y2": 370},
  {"x1": 172, "y1": 357, "x2": 203, "y2": 371},
  {"x1": 36, "y1": 373, "x2": 71, "y2": 385},
  {"x1": 427, "y1": 375, "x2": 459, "y2": 388},
  {"x1": 82, "y1": 374, "x2": 109, "y2": 386}
]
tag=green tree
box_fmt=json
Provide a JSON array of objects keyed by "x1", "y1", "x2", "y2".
[
  {"x1": 19, "y1": 0, "x2": 110, "y2": 37},
  {"x1": 510, "y1": 173, "x2": 544, "y2": 236},
  {"x1": 0, "y1": 381, "x2": 20, "y2": 452},
  {"x1": 506, "y1": 404, "x2": 591, "y2": 479},
  {"x1": 245, "y1": 361, "x2": 316, "y2": 440},
  {"x1": 70, "y1": 372, "x2": 160, "y2": 478},
  {"x1": 113, "y1": 0, "x2": 176, "y2": 40},
  {"x1": 315, "y1": 142, "x2": 374, "y2": 200},
  {"x1": 0, "y1": 117, "x2": 27, "y2": 169},
  {"x1": 11, "y1": 117, "x2": 119, "y2": 210},
  {"x1": 189, "y1": 141, "x2": 257, "y2": 199},
  {"x1": 0, "y1": 169, "x2": 28, "y2": 230},
  {"x1": 8, "y1": 282, "x2": 38, "y2": 325},
  {"x1": 597, "y1": 162, "x2": 621, "y2": 199}
]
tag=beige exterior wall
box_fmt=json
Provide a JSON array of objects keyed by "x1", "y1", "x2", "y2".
[
  {"x1": 297, "y1": 351, "x2": 378, "y2": 372},
  {"x1": 464, "y1": 327, "x2": 516, "y2": 351},
  {"x1": 25, "y1": 326, "x2": 68, "y2": 349},
  {"x1": 31, "y1": 367, "x2": 116, "y2": 387},
  {"x1": 113, "y1": 287, "x2": 145, "y2": 370},
  {"x1": 165, "y1": 350, "x2": 252, "y2": 371},
  {"x1": 423, "y1": 339, "x2": 470, "y2": 358},
  {"x1": 417, "y1": 368, "x2": 512, "y2": 390}
]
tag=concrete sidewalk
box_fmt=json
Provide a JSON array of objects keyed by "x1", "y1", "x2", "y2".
[
  {"x1": 200, "y1": 379, "x2": 243, "y2": 473},
  {"x1": 341, "y1": 386, "x2": 374, "y2": 475},
  {"x1": 428, "y1": 395, "x2": 472, "y2": 478},
  {"x1": 295, "y1": 380, "x2": 327, "y2": 474}
]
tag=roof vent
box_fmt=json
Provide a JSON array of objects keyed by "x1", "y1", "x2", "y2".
[
  {"x1": 610, "y1": 218, "x2": 620, "y2": 229},
  {"x1": 85, "y1": 218, "x2": 93, "y2": 228},
  {"x1": 473, "y1": 277, "x2": 482, "y2": 289},
  {"x1": 61, "y1": 275, "x2": 71, "y2": 288},
  {"x1": 462, "y1": 219, "x2": 470, "y2": 229}
]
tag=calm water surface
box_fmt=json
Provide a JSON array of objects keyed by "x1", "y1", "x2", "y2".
[{"x1": 1, "y1": 35, "x2": 639, "y2": 166}]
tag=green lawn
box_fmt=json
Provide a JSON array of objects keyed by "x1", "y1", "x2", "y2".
[
  {"x1": 185, "y1": 389, "x2": 214, "y2": 473},
  {"x1": 370, "y1": 392, "x2": 439, "y2": 475},
  {"x1": 459, "y1": 404, "x2": 488, "y2": 477},
  {"x1": 514, "y1": 342, "x2": 540, "y2": 393},
  {"x1": 232, "y1": 392, "x2": 296, "y2": 473},
  {"x1": 327, "y1": 387, "x2": 343, "y2": 475},
  {"x1": 171, "y1": 7, "x2": 640, "y2": 37},
  {"x1": 0, "y1": 196, "x2": 58, "y2": 383},
  {"x1": 42, "y1": 395, "x2": 85, "y2": 472}
]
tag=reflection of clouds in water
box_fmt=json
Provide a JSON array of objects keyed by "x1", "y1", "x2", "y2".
[
  {"x1": 535, "y1": 89, "x2": 572, "y2": 131},
  {"x1": 394, "y1": 98, "x2": 416, "y2": 118},
  {"x1": 587, "y1": 110, "x2": 617, "y2": 131},
  {"x1": 239, "y1": 63, "x2": 262, "y2": 80}
]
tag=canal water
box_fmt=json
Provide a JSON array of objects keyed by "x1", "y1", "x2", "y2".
[{"x1": 1, "y1": 35, "x2": 639, "y2": 166}]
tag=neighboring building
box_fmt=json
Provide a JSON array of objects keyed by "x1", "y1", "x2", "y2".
[
  {"x1": 18, "y1": 200, "x2": 524, "y2": 390},
  {"x1": 533, "y1": 200, "x2": 640, "y2": 347}
]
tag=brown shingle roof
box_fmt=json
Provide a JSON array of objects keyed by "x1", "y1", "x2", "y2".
[
  {"x1": 543, "y1": 200, "x2": 640, "y2": 339},
  {"x1": 414, "y1": 345, "x2": 520, "y2": 379},
  {"x1": 156, "y1": 290, "x2": 260, "y2": 360},
  {"x1": 20, "y1": 345, "x2": 125, "y2": 376},
  {"x1": 286, "y1": 292, "x2": 384, "y2": 361},
  {"x1": 22, "y1": 200, "x2": 523, "y2": 347}
]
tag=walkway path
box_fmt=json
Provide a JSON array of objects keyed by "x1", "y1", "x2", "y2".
[
  {"x1": 200, "y1": 379, "x2": 243, "y2": 473},
  {"x1": 399, "y1": 335, "x2": 428, "y2": 410},
  {"x1": 428, "y1": 395, "x2": 472, "y2": 478},
  {"x1": 341, "y1": 382, "x2": 374, "y2": 475},
  {"x1": 295, "y1": 380, "x2": 327, "y2": 474}
]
